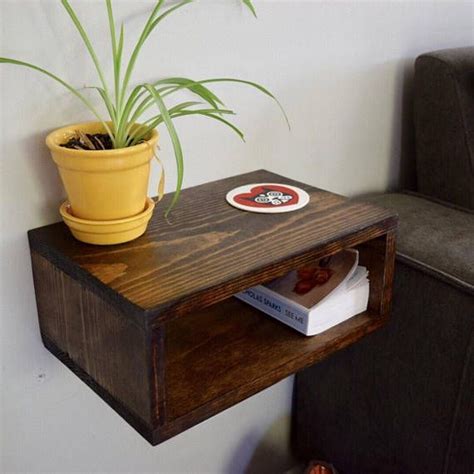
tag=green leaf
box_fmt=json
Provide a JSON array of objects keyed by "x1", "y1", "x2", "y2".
[
  {"x1": 120, "y1": 85, "x2": 146, "y2": 123},
  {"x1": 128, "y1": 78, "x2": 228, "y2": 123},
  {"x1": 128, "y1": 100, "x2": 203, "y2": 145},
  {"x1": 61, "y1": 0, "x2": 111, "y2": 99},
  {"x1": 105, "y1": 0, "x2": 117, "y2": 57},
  {"x1": 0, "y1": 57, "x2": 113, "y2": 140},
  {"x1": 199, "y1": 78, "x2": 290, "y2": 129},
  {"x1": 147, "y1": 0, "x2": 194, "y2": 42},
  {"x1": 120, "y1": 0, "x2": 165, "y2": 105},
  {"x1": 133, "y1": 104, "x2": 235, "y2": 144},
  {"x1": 155, "y1": 77, "x2": 225, "y2": 109},
  {"x1": 106, "y1": 0, "x2": 125, "y2": 113},
  {"x1": 243, "y1": 0, "x2": 257, "y2": 18},
  {"x1": 114, "y1": 23, "x2": 125, "y2": 113},
  {"x1": 116, "y1": 23, "x2": 125, "y2": 76},
  {"x1": 172, "y1": 110, "x2": 245, "y2": 141},
  {"x1": 152, "y1": 77, "x2": 289, "y2": 129},
  {"x1": 122, "y1": 82, "x2": 194, "y2": 132},
  {"x1": 143, "y1": 101, "x2": 203, "y2": 124},
  {"x1": 121, "y1": 1, "x2": 194, "y2": 107},
  {"x1": 144, "y1": 84, "x2": 184, "y2": 217},
  {"x1": 137, "y1": 108, "x2": 241, "y2": 143},
  {"x1": 123, "y1": 75, "x2": 289, "y2": 150},
  {"x1": 118, "y1": 85, "x2": 154, "y2": 145},
  {"x1": 83, "y1": 86, "x2": 116, "y2": 122}
]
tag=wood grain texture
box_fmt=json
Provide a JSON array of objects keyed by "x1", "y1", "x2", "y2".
[
  {"x1": 358, "y1": 230, "x2": 397, "y2": 317},
  {"x1": 164, "y1": 298, "x2": 387, "y2": 422},
  {"x1": 28, "y1": 169, "x2": 397, "y2": 328},
  {"x1": 42, "y1": 334, "x2": 155, "y2": 444},
  {"x1": 31, "y1": 252, "x2": 154, "y2": 426},
  {"x1": 28, "y1": 169, "x2": 398, "y2": 445}
]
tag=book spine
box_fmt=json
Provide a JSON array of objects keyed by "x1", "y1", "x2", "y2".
[{"x1": 235, "y1": 287, "x2": 309, "y2": 335}]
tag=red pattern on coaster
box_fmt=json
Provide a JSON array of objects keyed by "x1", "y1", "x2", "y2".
[{"x1": 233, "y1": 184, "x2": 299, "y2": 208}]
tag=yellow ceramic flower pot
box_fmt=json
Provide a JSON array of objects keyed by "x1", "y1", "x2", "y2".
[{"x1": 46, "y1": 122, "x2": 159, "y2": 221}]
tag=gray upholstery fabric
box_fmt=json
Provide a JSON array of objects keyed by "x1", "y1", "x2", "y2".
[
  {"x1": 294, "y1": 260, "x2": 474, "y2": 474},
  {"x1": 444, "y1": 329, "x2": 474, "y2": 474},
  {"x1": 414, "y1": 47, "x2": 474, "y2": 209},
  {"x1": 293, "y1": 46, "x2": 474, "y2": 474},
  {"x1": 363, "y1": 192, "x2": 474, "y2": 291}
]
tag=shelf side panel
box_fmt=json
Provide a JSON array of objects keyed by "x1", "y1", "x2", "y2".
[
  {"x1": 358, "y1": 230, "x2": 397, "y2": 317},
  {"x1": 31, "y1": 251, "x2": 155, "y2": 428}
]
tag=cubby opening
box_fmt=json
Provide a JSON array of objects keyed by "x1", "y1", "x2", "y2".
[{"x1": 163, "y1": 239, "x2": 389, "y2": 423}]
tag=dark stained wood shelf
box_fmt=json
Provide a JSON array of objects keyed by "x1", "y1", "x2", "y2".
[{"x1": 28, "y1": 169, "x2": 398, "y2": 445}]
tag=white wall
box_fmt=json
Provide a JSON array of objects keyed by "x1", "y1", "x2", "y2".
[{"x1": 1, "y1": 1, "x2": 472, "y2": 472}]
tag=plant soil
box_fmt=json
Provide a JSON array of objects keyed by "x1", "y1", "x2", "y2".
[{"x1": 61, "y1": 133, "x2": 114, "y2": 150}]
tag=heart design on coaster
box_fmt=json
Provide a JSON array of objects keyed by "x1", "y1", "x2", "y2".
[
  {"x1": 234, "y1": 184, "x2": 299, "y2": 208},
  {"x1": 226, "y1": 182, "x2": 310, "y2": 213}
]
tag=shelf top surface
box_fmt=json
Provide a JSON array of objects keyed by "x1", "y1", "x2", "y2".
[{"x1": 29, "y1": 170, "x2": 397, "y2": 325}]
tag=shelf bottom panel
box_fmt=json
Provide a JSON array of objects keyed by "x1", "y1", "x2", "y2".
[{"x1": 164, "y1": 297, "x2": 387, "y2": 424}]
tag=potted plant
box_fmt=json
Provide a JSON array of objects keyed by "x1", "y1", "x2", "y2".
[{"x1": 1, "y1": 0, "x2": 287, "y2": 244}]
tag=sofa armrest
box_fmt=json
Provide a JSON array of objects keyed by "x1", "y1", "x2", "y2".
[
  {"x1": 414, "y1": 47, "x2": 474, "y2": 210},
  {"x1": 362, "y1": 192, "x2": 474, "y2": 293}
]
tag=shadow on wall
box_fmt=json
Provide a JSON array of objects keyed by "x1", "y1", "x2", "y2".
[
  {"x1": 23, "y1": 128, "x2": 65, "y2": 223},
  {"x1": 388, "y1": 60, "x2": 417, "y2": 192},
  {"x1": 0, "y1": 123, "x2": 66, "y2": 365},
  {"x1": 226, "y1": 414, "x2": 296, "y2": 474}
]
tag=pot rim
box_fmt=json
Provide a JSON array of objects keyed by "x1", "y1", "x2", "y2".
[{"x1": 46, "y1": 121, "x2": 159, "y2": 158}]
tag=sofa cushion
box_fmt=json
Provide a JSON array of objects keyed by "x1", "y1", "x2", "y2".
[
  {"x1": 294, "y1": 259, "x2": 474, "y2": 474},
  {"x1": 362, "y1": 192, "x2": 474, "y2": 293},
  {"x1": 414, "y1": 47, "x2": 474, "y2": 209}
]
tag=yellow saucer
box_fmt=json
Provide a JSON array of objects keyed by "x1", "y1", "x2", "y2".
[{"x1": 60, "y1": 198, "x2": 155, "y2": 245}]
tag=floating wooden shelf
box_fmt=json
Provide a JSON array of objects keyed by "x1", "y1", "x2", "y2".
[{"x1": 28, "y1": 170, "x2": 397, "y2": 445}]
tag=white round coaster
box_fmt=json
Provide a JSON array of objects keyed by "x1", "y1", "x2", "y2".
[{"x1": 226, "y1": 183, "x2": 310, "y2": 213}]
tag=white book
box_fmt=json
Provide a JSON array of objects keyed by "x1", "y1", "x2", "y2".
[{"x1": 235, "y1": 250, "x2": 369, "y2": 336}]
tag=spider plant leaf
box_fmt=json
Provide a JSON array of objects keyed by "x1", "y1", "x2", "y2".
[
  {"x1": 120, "y1": 85, "x2": 146, "y2": 125},
  {"x1": 124, "y1": 84, "x2": 187, "y2": 135},
  {"x1": 151, "y1": 77, "x2": 289, "y2": 128},
  {"x1": 125, "y1": 85, "x2": 177, "y2": 126},
  {"x1": 134, "y1": 105, "x2": 235, "y2": 144},
  {"x1": 172, "y1": 110, "x2": 245, "y2": 141},
  {"x1": 116, "y1": 84, "x2": 160, "y2": 147},
  {"x1": 119, "y1": 84, "x2": 152, "y2": 143},
  {"x1": 200, "y1": 78, "x2": 290, "y2": 129},
  {"x1": 243, "y1": 0, "x2": 257, "y2": 18},
  {"x1": 147, "y1": 0, "x2": 194, "y2": 42},
  {"x1": 120, "y1": 0, "x2": 165, "y2": 104},
  {"x1": 144, "y1": 84, "x2": 184, "y2": 217},
  {"x1": 128, "y1": 101, "x2": 203, "y2": 145},
  {"x1": 142, "y1": 101, "x2": 203, "y2": 125},
  {"x1": 113, "y1": 23, "x2": 125, "y2": 113},
  {"x1": 122, "y1": 1, "x2": 195, "y2": 105},
  {"x1": 61, "y1": 0, "x2": 110, "y2": 98},
  {"x1": 0, "y1": 57, "x2": 113, "y2": 140},
  {"x1": 128, "y1": 88, "x2": 157, "y2": 124},
  {"x1": 84, "y1": 86, "x2": 117, "y2": 122},
  {"x1": 116, "y1": 23, "x2": 125, "y2": 74},
  {"x1": 105, "y1": 0, "x2": 117, "y2": 57},
  {"x1": 135, "y1": 107, "x2": 241, "y2": 146},
  {"x1": 131, "y1": 78, "x2": 227, "y2": 123},
  {"x1": 154, "y1": 77, "x2": 225, "y2": 109},
  {"x1": 106, "y1": 0, "x2": 124, "y2": 112}
]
